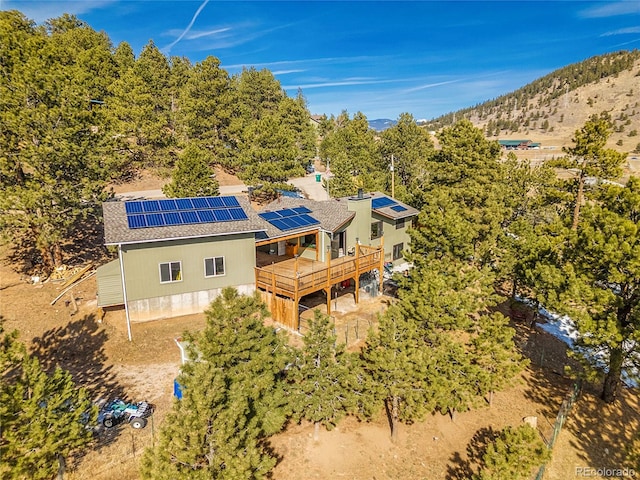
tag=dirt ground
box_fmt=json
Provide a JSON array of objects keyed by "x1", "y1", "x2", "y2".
[{"x1": 1, "y1": 167, "x2": 638, "y2": 479}]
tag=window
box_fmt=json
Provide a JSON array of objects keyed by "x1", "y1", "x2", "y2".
[
  {"x1": 393, "y1": 243, "x2": 404, "y2": 261},
  {"x1": 204, "y1": 256, "x2": 225, "y2": 277},
  {"x1": 396, "y1": 218, "x2": 405, "y2": 230},
  {"x1": 371, "y1": 221, "x2": 383, "y2": 239},
  {"x1": 160, "y1": 261, "x2": 182, "y2": 283},
  {"x1": 301, "y1": 234, "x2": 316, "y2": 248}
]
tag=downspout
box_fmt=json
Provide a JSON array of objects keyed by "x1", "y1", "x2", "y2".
[{"x1": 118, "y1": 244, "x2": 132, "y2": 342}]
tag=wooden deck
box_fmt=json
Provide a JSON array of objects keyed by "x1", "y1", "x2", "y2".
[{"x1": 255, "y1": 244, "x2": 383, "y2": 327}]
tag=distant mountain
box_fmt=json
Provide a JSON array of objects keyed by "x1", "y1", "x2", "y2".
[
  {"x1": 368, "y1": 118, "x2": 397, "y2": 131},
  {"x1": 424, "y1": 50, "x2": 640, "y2": 152}
]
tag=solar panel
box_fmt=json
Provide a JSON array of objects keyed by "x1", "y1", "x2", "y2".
[
  {"x1": 277, "y1": 208, "x2": 298, "y2": 218},
  {"x1": 127, "y1": 214, "x2": 147, "y2": 229},
  {"x1": 176, "y1": 198, "x2": 194, "y2": 210},
  {"x1": 164, "y1": 212, "x2": 181, "y2": 225},
  {"x1": 197, "y1": 210, "x2": 215, "y2": 222},
  {"x1": 391, "y1": 205, "x2": 408, "y2": 212},
  {"x1": 159, "y1": 199, "x2": 177, "y2": 211},
  {"x1": 180, "y1": 211, "x2": 199, "y2": 223},
  {"x1": 259, "y1": 211, "x2": 281, "y2": 221},
  {"x1": 293, "y1": 206, "x2": 311, "y2": 215},
  {"x1": 229, "y1": 208, "x2": 248, "y2": 220},
  {"x1": 192, "y1": 197, "x2": 210, "y2": 209},
  {"x1": 213, "y1": 209, "x2": 232, "y2": 221},
  {"x1": 286, "y1": 216, "x2": 306, "y2": 227},
  {"x1": 372, "y1": 196, "x2": 396, "y2": 209},
  {"x1": 125, "y1": 196, "x2": 249, "y2": 229},
  {"x1": 146, "y1": 213, "x2": 165, "y2": 227},
  {"x1": 142, "y1": 200, "x2": 161, "y2": 213},
  {"x1": 222, "y1": 196, "x2": 240, "y2": 207},
  {"x1": 299, "y1": 214, "x2": 320, "y2": 226},
  {"x1": 206, "y1": 196, "x2": 225, "y2": 208},
  {"x1": 270, "y1": 219, "x2": 290, "y2": 231},
  {"x1": 125, "y1": 201, "x2": 143, "y2": 214}
]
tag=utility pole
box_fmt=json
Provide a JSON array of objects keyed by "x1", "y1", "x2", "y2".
[
  {"x1": 326, "y1": 157, "x2": 330, "y2": 199},
  {"x1": 390, "y1": 154, "x2": 395, "y2": 199}
]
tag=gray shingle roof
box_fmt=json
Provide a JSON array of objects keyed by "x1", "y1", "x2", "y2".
[
  {"x1": 103, "y1": 195, "x2": 267, "y2": 245},
  {"x1": 259, "y1": 197, "x2": 355, "y2": 240}
]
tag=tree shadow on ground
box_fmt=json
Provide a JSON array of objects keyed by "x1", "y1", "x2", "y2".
[
  {"x1": 30, "y1": 314, "x2": 127, "y2": 450},
  {"x1": 5, "y1": 217, "x2": 113, "y2": 276},
  {"x1": 62, "y1": 217, "x2": 114, "y2": 267},
  {"x1": 503, "y1": 300, "x2": 640, "y2": 473},
  {"x1": 446, "y1": 426, "x2": 498, "y2": 480},
  {"x1": 564, "y1": 387, "x2": 639, "y2": 470}
]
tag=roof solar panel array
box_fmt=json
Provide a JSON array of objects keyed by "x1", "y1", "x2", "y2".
[
  {"x1": 124, "y1": 196, "x2": 248, "y2": 229},
  {"x1": 372, "y1": 196, "x2": 408, "y2": 213},
  {"x1": 258, "y1": 207, "x2": 320, "y2": 232},
  {"x1": 371, "y1": 196, "x2": 396, "y2": 209}
]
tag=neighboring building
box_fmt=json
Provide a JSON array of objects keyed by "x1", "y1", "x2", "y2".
[
  {"x1": 97, "y1": 191, "x2": 418, "y2": 330},
  {"x1": 498, "y1": 139, "x2": 541, "y2": 150}
]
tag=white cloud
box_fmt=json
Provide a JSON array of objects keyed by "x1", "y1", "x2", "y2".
[
  {"x1": 601, "y1": 26, "x2": 640, "y2": 36},
  {"x1": 186, "y1": 27, "x2": 231, "y2": 40},
  {"x1": 283, "y1": 78, "x2": 399, "y2": 90},
  {"x1": 162, "y1": 0, "x2": 210, "y2": 53},
  {"x1": 3, "y1": 0, "x2": 116, "y2": 23},
  {"x1": 580, "y1": 1, "x2": 640, "y2": 19},
  {"x1": 271, "y1": 69, "x2": 306, "y2": 75}
]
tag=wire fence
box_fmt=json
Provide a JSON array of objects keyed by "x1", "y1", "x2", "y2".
[
  {"x1": 534, "y1": 380, "x2": 583, "y2": 480},
  {"x1": 298, "y1": 309, "x2": 383, "y2": 348}
]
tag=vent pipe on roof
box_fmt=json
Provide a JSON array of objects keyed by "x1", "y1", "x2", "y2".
[{"x1": 357, "y1": 188, "x2": 363, "y2": 199}]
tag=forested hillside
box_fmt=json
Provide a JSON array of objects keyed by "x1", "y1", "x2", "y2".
[{"x1": 425, "y1": 50, "x2": 640, "y2": 150}]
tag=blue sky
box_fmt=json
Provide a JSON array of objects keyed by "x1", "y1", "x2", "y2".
[{"x1": 3, "y1": 1, "x2": 640, "y2": 120}]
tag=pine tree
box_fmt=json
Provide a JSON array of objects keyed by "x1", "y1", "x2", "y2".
[
  {"x1": 549, "y1": 113, "x2": 626, "y2": 229},
  {"x1": 319, "y1": 111, "x2": 382, "y2": 196},
  {"x1": 379, "y1": 112, "x2": 435, "y2": 200},
  {"x1": 178, "y1": 56, "x2": 231, "y2": 155},
  {"x1": 162, "y1": 144, "x2": 219, "y2": 198},
  {"x1": 0, "y1": 324, "x2": 97, "y2": 480},
  {"x1": 288, "y1": 310, "x2": 353, "y2": 441},
  {"x1": 526, "y1": 179, "x2": 640, "y2": 403},
  {"x1": 472, "y1": 313, "x2": 527, "y2": 405},
  {"x1": 474, "y1": 424, "x2": 550, "y2": 480},
  {"x1": 360, "y1": 304, "x2": 433, "y2": 442},
  {"x1": 428, "y1": 331, "x2": 479, "y2": 421},
  {"x1": 0, "y1": 11, "x2": 121, "y2": 270},
  {"x1": 411, "y1": 120, "x2": 509, "y2": 265},
  {"x1": 107, "y1": 40, "x2": 175, "y2": 167},
  {"x1": 141, "y1": 288, "x2": 291, "y2": 479}
]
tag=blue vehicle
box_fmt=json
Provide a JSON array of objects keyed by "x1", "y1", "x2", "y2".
[{"x1": 98, "y1": 399, "x2": 153, "y2": 429}]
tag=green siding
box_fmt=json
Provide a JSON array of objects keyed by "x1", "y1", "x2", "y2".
[
  {"x1": 121, "y1": 234, "x2": 256, "y2": 302},
  {"x1": 374, "y1": 213, "x2": 411, "y2": 264},
  {"x1": 346, "y1": 197, "x2": 373, "y2": 247},
  {"x1": 96, "y1": 259, "x2": 124, "y2": 306}
]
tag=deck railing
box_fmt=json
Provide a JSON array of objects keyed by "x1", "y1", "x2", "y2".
[{"x1": 255, "y1": 247, "x2": 382, "y2": 299}]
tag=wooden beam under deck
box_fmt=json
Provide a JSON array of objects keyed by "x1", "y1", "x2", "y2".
[{"x1": 255, "y1": 244, "x2": 383, "y2": 328}]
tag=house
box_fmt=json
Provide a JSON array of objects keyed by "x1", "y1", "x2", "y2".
[
  {"x1": 498, "y1": 139, "x2": 541, "y2": 150},
  {"x1": 97, "y1": 196, "x2": 265, "y2": 326},
  {"x1": 97, "y1": 191, "x2": 418, "y2": 331}
]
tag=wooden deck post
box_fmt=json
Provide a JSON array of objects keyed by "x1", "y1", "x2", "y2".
[
  {"x1": 294, "y1": 256, "x2": 300, "y2": 330},
  {"x1": 271, "y1": 262, "x2": 277, "y2": 315},
  {"x1": 354, "y1": 243, "x2": 360, "y2": 304},
  {"x1": 326, "y1": 248, "x2": 332, "y2": 315},
  {"x1": 379, "y1": 237, "x2": 385, "y2": 294}
]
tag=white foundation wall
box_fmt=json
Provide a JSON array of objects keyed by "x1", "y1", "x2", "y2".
[{"x1": 127, "y1": 283, "x2": 255, "y2": 322}]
